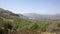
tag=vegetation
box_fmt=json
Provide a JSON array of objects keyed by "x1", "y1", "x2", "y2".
[{"x1": 0, "y1": 8, "x2": 60, "y2": 34}]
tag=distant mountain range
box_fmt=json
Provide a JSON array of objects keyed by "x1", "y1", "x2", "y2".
[
  {"x1": 22, "y1": 13, "x2": 60, "y2": 20},
  {"x1": 0, "y1": 8, "x2": 60, "y2": 20},
  {"x1": 22, "y1": 13, "x2": 50, "y2": 19}
]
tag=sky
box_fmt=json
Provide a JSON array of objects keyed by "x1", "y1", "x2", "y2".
[{"x1": 0, "y1": 0, "x2": 60, "y2": 15}]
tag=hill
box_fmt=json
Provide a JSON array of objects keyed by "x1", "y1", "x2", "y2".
[
  {"x1": 0, "y1": 8, "x2": 48, "y2": 34},
  {"x1": 0, "y1": 8, "x2": 37, "y2": 34},
  {"x1": 0, "y1": 8, "x2": 60, "y2": 34}
]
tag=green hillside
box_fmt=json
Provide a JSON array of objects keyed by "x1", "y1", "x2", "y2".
[{"x1": 0, "y1": 8, "x2": 60, "y2": 34}]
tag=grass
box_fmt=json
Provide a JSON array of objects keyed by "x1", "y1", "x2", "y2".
[{"x1": 0, "y1": 9, "x2": 60, "y2": 34}]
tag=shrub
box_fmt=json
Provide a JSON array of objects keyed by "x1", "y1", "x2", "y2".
[
  {"x1": 57, "y1": 23, "x2": 60, "y2": 27},
  {"x1": 30, "y1": 23, "x2": 38, "y2": 29}
]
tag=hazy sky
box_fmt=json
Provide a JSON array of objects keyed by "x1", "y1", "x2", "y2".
[{"x1": 0, "y1": 0, "x2": 60, "y2": 15}]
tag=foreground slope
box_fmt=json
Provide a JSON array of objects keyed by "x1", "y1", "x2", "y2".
[{"x1": 0, "y1": 8, "x2": 38, "y2": 34}]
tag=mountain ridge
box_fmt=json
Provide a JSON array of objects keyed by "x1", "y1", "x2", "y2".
[{"x1": 22, "y1": 13, "x2": 60, "y2": 20}]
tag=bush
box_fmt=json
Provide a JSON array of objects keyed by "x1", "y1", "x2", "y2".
[
  {"x1": 57, "y1": 23, "x2": 60, "y2": 27},
  {"x1": 3, "y1": 22, "x2": 13, "y2": 30},
  {"x1": 30, "y1": 23, "x2": 38, "y2": 29}
]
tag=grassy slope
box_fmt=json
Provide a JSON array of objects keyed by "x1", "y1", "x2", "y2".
[{"x1": 0, "y1": 8, "x2": 60, "y2": 34}]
